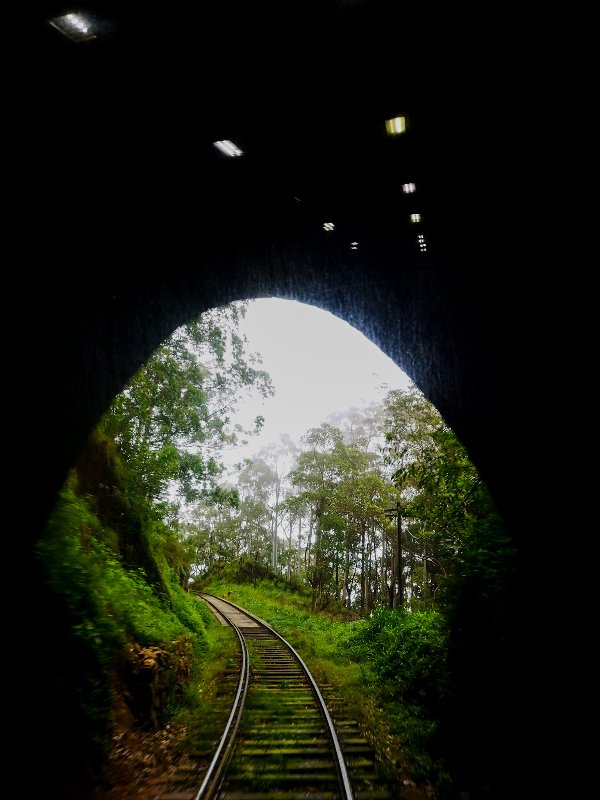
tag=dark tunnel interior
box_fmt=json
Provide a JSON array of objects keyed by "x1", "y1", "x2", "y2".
[{"x1": 7, "y1": 3, "x2": 556, "y2": 797}]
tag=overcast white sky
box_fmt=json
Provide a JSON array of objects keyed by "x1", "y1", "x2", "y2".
[{"x1": 221, "y1": 298, "x2": 412, "y2": 467}]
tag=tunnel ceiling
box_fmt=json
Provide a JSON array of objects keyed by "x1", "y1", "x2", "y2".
[
  {"x1": 11, "y1": 1, "x2": 532, "y2": 542},
  {"x1": 20, "y1": 0, "x2": 504, "y2": 267}
]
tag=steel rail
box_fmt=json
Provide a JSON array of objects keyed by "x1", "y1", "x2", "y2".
[
  {"x1": 201, "y1": 593, "x2": 355, "y2": 800},
  {"x1": 193, "y1": 595, "x2": 250, "y2": 800}
]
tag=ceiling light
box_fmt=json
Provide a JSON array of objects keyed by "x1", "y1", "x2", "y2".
[
  {"x1": 402, "y1": 182, "x2": 416, "y2": 193},
  {"x1": 385, "y1": 116, "x2": 406, "y2": 136},
  {"x1": 49, "y1": 12, "x2": 96, "y2": 42},
  {"x1": 323, "y1": 222, "x2": 335, "y2": 231},
  {"x1": 213, "y1": 140, "x2": 244, "y2": 157},
  {"x1": 410, "y1": 213, "x2": 421, "y2": 223}
]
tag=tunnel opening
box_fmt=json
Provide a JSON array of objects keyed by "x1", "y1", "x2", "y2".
[
  {"x1": 30, "y1": 296, "x2": 520, "y2": 800},
  {"x1": 11, "y1": 5, "x2": 543, "y2": 795}
]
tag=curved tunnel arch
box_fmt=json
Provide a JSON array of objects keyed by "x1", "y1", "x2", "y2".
[
  {"x1": 9, "y1": 3, "x2": 544, "y2": 796},
  {"x1": 12, "y1": 94, "x2": 523, "y2": 800},
  {"x1": 28, "y1": 240, "x2": 500, "y2": 545}
]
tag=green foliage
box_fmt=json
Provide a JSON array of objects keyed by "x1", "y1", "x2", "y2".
[
  {"x1": 348, "y1": 609, "x2": 449, "y2": 712},
  {"x1": 39, "y1": 488, "x2": 125, "y2": 658},
  {"x1": 101, "y1": 301, "x2": 273, "y2": 509},
  {"x1": 382, "y1": 387, "x2": 516, "y2": 614},
  {"x1": 36, "y1": 483, "x2": 211, "y2": 769},
  {"x1": 39, "y1": 486, "x2": 208, "y2": 653},
  {"x1": 174, "y1": 622, "x2": 241, "y2": 758},
  {"x1": 287, "y1": 422, "x2": 395, "y2": 609},
  {"x1": 72, "y1": 427, "x2": 169, "y2": 594},
  {"x1": 195, "y1": 557, "x2": 284, "y2": 592}
]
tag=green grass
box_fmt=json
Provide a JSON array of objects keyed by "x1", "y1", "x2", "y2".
[
  {"x1": 199, "y1": 577, "x2": 446, "y2": 791},
  {"x1": 170, "y1": 604, "x2": 241, "y2": 757}
]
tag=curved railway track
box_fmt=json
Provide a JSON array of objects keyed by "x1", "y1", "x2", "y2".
[
  {"x1": 198, "y1": 593, "x2": 353, "y2": 800},
  {"x1": 151, "y1": 593, "x2": 397, "y2": 800}
]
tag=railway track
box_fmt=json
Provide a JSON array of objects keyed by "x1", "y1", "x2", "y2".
[{"x1": 193, "y1": 593, "x2": 396, "y2": 800}]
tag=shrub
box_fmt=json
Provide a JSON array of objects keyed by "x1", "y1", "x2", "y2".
[{"x1": 348, "y1": 609, "x2": 449, "y2": 713}]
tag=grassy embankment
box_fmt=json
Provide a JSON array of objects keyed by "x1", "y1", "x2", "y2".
[{"x1": 198, "y1": 570, "x2": 450, "y2": 793}]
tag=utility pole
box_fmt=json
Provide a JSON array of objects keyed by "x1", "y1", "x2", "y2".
[{"x1": 384, "y1": 502, "x2": 403, "y2": 608}]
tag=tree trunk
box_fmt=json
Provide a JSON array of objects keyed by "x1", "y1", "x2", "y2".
[
  {"x1": 360, "y1": 522, "x2": 366, "y2": 613},
  {"x1": 312, "y1": 500, "x2": 324, "y2": 613},
  {"x1": 380, "y1": 530, "x2": 387, "y2": 609},
  {"x1": 272, "y1": 473, "x2": 282, "y2": 571},
  {"x1": 297, "y1": 516, "x2": 303, "y2": 577},
  {"x1": 286, "y1": 514, "x2": 293, "y2": 581},
  {"x1": 343, "y1": 527, "x2": 350, "y2": 609},
  {"x1": 366, "y1": 529, "x2": 373, "y2": 613}
]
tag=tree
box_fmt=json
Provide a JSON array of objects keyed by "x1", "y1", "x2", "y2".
[
  {"x1": 287, "y1": 422, "x2": 395, "y2": 611},
  {"x1": 236, "y1": 457, "x2": 276, "y2": 567},
  {"x1": 381, "y1": 386, "x2": 512, "y2": 610},
  {"x1": 254, "y1": 436, "x2": 298, "y2": 571},
  {"x1": 288, "y1": 424, "x2": 347, "y2": 610},
  {"x1": 101, "y1": 302, "x2": 273, "y2": 511}
]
